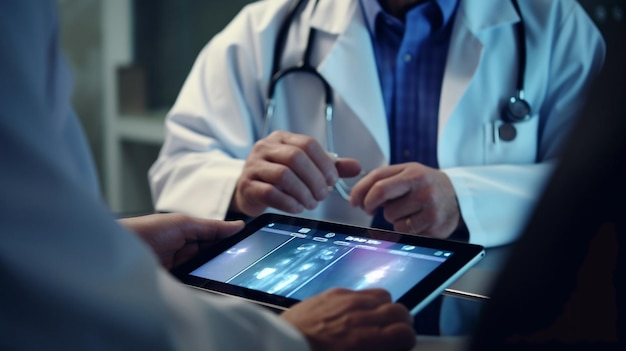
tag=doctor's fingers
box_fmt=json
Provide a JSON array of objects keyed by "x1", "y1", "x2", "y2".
[
  {"x1": 252, "y1": 142, "x2": 334, "y2": 201},
  {"x1": 394, "y1": 210, "x2": 433, "y2": 237},
  {"x1": 264, "y1": 131, "x2": 339, "y2": 187},
  {"x1": 335, "y1": 157, "x2": 362, "y2": 178},
  {"x1": 366, "y1": 191, "x2": 434, "y2": 236},
  {"x1": 384, "y1": 194, "x2": 459, "y2": 239},
  {"x1": 349, "y1": 165, "x2": 416, "y2": 214},
  {"x1": 241, "y1": 163, "x2": 324, "y2": 212},
  {"x1": 234, "y1": 178, "x2": 307, "y2": 216},
  {"x1": 381, "y1": 173, "x2": 460, "y2": 238},
  {"x1": 395, "y1": 208, "x2": 458, "y2": 239}
]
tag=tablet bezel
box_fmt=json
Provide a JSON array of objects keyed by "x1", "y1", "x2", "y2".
[{"x1": 172, "y1": 213, "x2": 485, "y2": 314}]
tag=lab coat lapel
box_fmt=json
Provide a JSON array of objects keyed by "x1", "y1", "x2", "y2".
[
  {"x1": 309, "y1": 0, "x2": 390, "y2": 159},
  {"x1": 438, "y1": 0, "x2": 520, "y2": 137}
]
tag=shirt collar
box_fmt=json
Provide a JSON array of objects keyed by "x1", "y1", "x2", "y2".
[{"x1": 359, "y1": 0, "x2": 458, "y2": 34}]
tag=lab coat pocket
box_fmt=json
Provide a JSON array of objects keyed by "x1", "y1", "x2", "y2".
[{"x1": 483, "y1": 115, "x2": 539, "y2": 165}]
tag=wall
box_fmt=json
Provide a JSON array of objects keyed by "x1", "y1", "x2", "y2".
[
  {"x1": 134, "y1": 0, "x2": 254, "y2": 110},
  {"x1": 56, "y1": 0, "x2": 254, "y2": 215}
]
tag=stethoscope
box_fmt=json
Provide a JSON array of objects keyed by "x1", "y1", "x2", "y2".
[
  {"x1": 262, "y1": 0, "x2": 354, "y2": 199},
  {"x1": 263, "y1": 0, "x2": 532, "y2": 196},
  {"x1": 500, "y1": 0, "x2": 532, "y2": 141},
  {"x1": 263, "y1": 0, "x2": 331, "y2": 143}
]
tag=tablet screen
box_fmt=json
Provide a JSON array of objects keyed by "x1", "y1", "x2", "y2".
[
  {"x1": 174, "y1": 213, "x2": 484, "y2": 314},
  {"x1": 190, "y1": 221, "x2": 451, "y2": 301}
]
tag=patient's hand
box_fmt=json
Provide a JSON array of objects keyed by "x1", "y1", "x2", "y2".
[
  {"x1": 119, "y1": 213, "x2": 244, "y2": 269},
  {"x1": 281, "y1": 288, "x2": 416, "y2": 351}
]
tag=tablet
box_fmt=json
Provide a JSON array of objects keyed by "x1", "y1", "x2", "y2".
[{"x1": 172, "y1": 213, "x2": 485, "y2": 315}]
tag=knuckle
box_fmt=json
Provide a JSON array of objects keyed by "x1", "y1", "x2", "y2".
[
  {"x1": 371, "y1": 181, "x2": 391, "y2": 198},
  {"x1": 408, "y1": 171, "x2": 425, "y2": 185},
  {"x1": 298, "y1": 136, "x2": 318, "y2": 153},
  {"x1": 341, "y1": 298, "x2": 364, "y2": 311},
  {"x1": 273, "y1": 165, "x2": 292, "y2": 184},
  {"x1": 257, "y1": 185, "x2": 273, "y2": 199},
  {"x1": 371, "y1": 288, "x2": 392, "y2": 301},
  {"x1": 250, "y1": 141, "x2": 270, "y2": 156},
  {"x1": 381, "y1": 302, "x2": 408, "y2": 317},
  {"x1": 324, "y1": 287, "x2": 351, "y2": 298},
  {"x1": 284, "y1": 147, "x2": 306, "y2": 165},
  {"x1": 341, "y1": 314, "x2": 356, "y2": 329},
  {"x1": 368, "y1": 167, "x2": 385, "y2": 179},
  {"x1": 268, "y1": 130, "x2": 286, "y2": 139},
  {"x1": 237, "y1": 176, "x2": 254, "y2": 191}
]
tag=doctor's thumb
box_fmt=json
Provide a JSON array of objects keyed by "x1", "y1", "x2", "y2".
[{"x1": 335, "y1": 158, "x2": 362, "y2": 178}]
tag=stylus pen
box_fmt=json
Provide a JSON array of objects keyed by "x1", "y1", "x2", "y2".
[{"x1": 442, "y1": 288, "x2": 491, "y2": 301}]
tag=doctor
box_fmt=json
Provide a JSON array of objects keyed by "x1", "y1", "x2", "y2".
[{"x1": 149, "y1": 0, "x2": 605, "y2": 247}]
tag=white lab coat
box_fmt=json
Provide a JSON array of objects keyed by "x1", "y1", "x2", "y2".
[
  {"x1": 149, "y1": 0, "x2": 605, "y2": 247},
  {"x1": 0, "y1": 1, "x2": 307, "y2": 349}
]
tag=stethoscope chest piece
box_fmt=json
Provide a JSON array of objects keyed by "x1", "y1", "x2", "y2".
[
  {"x1": 497, "y1": 0, "x2": 532, "y2": 142},
  {"x1": 503, "y1": 94, "x2": 531, "y2": 123},
  {"x1": 500, "y1": 91, "x2": 531, "y2": 142}
]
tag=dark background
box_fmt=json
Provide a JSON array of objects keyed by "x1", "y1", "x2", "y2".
[{"x1": 133, "y1": 0, "x2": 255, "y2": 109}]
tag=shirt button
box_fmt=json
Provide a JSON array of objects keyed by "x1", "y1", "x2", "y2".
[
  {"x1": 403, "y1": 53, "x2": 412, "y2": 62},
  {"x1": 403, "y1": 149, "x2": 411, "y2": 159}
]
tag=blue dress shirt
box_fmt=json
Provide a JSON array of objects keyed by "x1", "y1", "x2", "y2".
[
  {"x1": 360, "y1": 0, "x2": 458, "y2": 230},
  {"x1": 360, "y1": 0, "x2": 458, "y2": 167}
]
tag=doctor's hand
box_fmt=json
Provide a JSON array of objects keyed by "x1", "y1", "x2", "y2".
[
  {"x1": 281, "y1": 288, "x2": 416, "y2": 351},
  {"x1": 118, "y1": 213, "x2": 244, "y2": 269},
  {"x1": 230, "y1": 131, "x2": 361, "y2": 217},
  {"x1": 350, "y1": 163, "x2": 460, "y2": 239}
]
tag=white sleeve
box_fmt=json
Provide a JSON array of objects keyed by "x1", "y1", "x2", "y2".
[
  {"x1": 0, "y1": 1, "x2": 308, "y2": 350},
  {"x1": 148, "y1": 0, "x2": 291, "y2": 219}
]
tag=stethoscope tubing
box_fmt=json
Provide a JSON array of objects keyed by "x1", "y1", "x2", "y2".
[{"x1": 263, "y1": 0, "x2": 532, "y2": 179}]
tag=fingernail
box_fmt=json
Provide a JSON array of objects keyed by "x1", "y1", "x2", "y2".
[
  {"x1": 306, "y1": 199, "x2": 318, "y2": 210},
  {"x1": 325, "y1": 152, "x2": 339, "y2": 186},
  {"x1": 316, "y1": 187, "x2": 329, "y2": 201},
  {"x1": 326, "y1": 151, "x2": 338, "y2": 162},
  {"x1": 327, "y1": 174, "x2": 338, "y2": 186}
]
